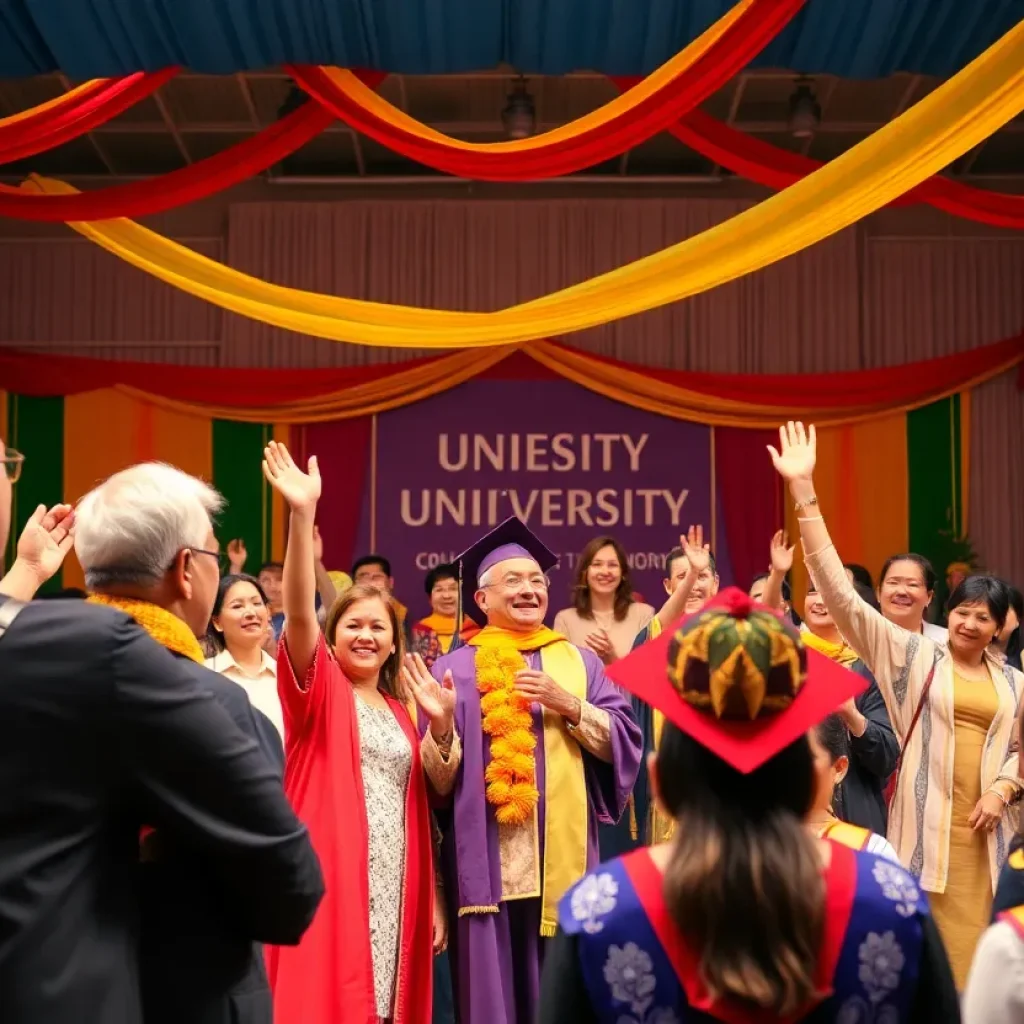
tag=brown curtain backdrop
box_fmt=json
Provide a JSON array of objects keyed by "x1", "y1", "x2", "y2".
[{"x1": 0, "y1": 195, "x2": 1020, "y2": 580}]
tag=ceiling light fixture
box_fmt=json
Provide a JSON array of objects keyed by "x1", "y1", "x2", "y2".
[
  {"x1": 501, "y1": 76, "x2": 536, "y2": 140},
  {"x1": 788, "y1": 76, "x2": 821, "y2": 139}
]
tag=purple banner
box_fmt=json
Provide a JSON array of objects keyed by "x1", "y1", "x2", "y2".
[{"x1": 355, "y1": 379, "x2": 730, "y2": 621}]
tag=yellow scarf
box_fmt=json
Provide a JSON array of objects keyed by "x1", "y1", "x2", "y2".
[
  {"x1": 468, "y1": 624, "x2": 588, "y2": 937},
  {"x1": 87, "y1": 594, "x2": 205, "y2": 663},
  {"x1": 417, "y1": 612, "x2": 476, "y2": 654},
  {"x1": 800, "y1": 629, "x2": 861, "y2": 668}
]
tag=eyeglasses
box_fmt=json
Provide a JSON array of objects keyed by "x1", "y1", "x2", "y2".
[
  {"x1": 483, "y1": 573, "x2": 550, "y2": 592},
  {"x1": 2, "y1": 448, "x2": 24, "y2": 483}
]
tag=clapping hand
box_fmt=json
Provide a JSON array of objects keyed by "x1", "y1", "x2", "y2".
[
  {"x1": 769, "y1": 529, "x2": 795, "y2": 574},
  {"x1": 768, "y1": 421, "x2": 817, "y2": 482},
  {"x1": 16, "y1": 503, "x2": 75, "y2": 585},
  {"x1": 680, "y1": 524, "x2": 710, "y2": 576},
  {"x1": 585, "y1": 628, "x2": 614, "y2": 664},
  {"x1": 262, "y1": 441, "x2": 321, "y2": 512},
  {"x1": 403, "y1": 653, "x2": 456, "y2": 740}
]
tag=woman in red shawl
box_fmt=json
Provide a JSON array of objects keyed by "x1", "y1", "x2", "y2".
[{"x1": 262, "y1": 441, "x2": 460, "y2": 1024}]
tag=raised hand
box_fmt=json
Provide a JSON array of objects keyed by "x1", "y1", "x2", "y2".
[
  {"x1": 767, "y1": 421, "x2": 817, "y2": 482},
  {"x1": 226, "y1": 537, "x2": 247, "y2": 573},
  {"x1": 262, "y1": 441, "x2": 321, "y2": 512},
  {"x1": 403, "y1": 653, "x2": 456, "y2": 739},
  {"x1": 681, "y1": 524, "x2": 710, "y2": 575},
  {"x1": 769, "y1": 529, "x2": 795, "y2": 574},
  {"x1": 16, "y1": 503, "x2": 75, "y2": 585},
  {"x1": 312, "y1": 524, "x2": 324, "y2": 563}
]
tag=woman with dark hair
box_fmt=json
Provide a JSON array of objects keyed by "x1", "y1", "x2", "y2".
[
  {"x1": 992, "y1": 584, "x2": 1023, "y2": 670},
  {"x1": 772, "y1": 421, "x2": 1023, "y2": 988},
  {"x1": 261, "y1": 441, "x2": 459, "y2": 1024},
  {"x1": 409, "y1": 563, "x2": 479, "y2": 668},
  {"x1": 205, "y1": 573, "x2": 280, "y2": 735},
  {"x1": 876, "y1": 551, "x2": 948, "y2": 642},
  {"x1": 807, "y1": 714, "x2": 900, "y2": 862},
  {"x1": 554, "y1": 536, "x2": 654, "y2": 666},
  {"x1": 539, "y1": 589, "x2": 958, "y2": 1022}
]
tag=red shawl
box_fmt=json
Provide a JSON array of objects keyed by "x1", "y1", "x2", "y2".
[{"x1": 266, "y1": 634, "x2": 433, "y2": 1024}]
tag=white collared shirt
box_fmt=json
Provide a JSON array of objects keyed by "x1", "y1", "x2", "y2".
[{"x1": 205, "y1": 647, "x2": 283, "y2": 737}]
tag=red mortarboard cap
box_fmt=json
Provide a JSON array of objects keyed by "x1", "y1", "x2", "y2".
[
  {"x1": 453, "y1": 516, "x2": 559, "y2": 627},
  {"x1": 607, "y1": 587, "x2": 868, "y2": 774}
]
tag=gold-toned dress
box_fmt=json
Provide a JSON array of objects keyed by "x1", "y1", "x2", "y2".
[{"x1": 928, "y1": 672, "x2": 999, "y2": 989}]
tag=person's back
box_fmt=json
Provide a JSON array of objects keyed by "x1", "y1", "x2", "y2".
[
  {"x1": 0, "y1": 597, "x2": 324, "y2": 1024},
  {"x1": 539, "y1": 588, "x2": 958, "y2": 1024},
  {"x1": 0, "y1": 600, "x2": 152, "y2": 1024},
  {"x1": 553, "y1": 844, "x2": 944, "y2": 1022},
  {"x1": 137, "y1": 661, "x2": 286, "y2": 1024}
]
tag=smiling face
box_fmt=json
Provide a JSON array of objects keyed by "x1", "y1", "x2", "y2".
[
  {"x1": 331, "y1": 595, "x2": 396, "y2": 683},
  {"x1": 476, "y1": 556, "x2": 549, "y2": 630},
  {"x1": 430, "y1": 573, "x2": 460, "y2": 618},
  {"x1": 803, "y1": 584, "x2": 838, "y2": 638},
  {"x1": 879, "y1": 559, "x2": 932, "y2": 632},
  {"x1": 213, "y1": 579, "x2": 269, "y2": 651},
  {"x1": 947, "y1": 599, "x2": 1000, "y2": 659},
  {"x1": 586, "y1": 544, "x2": 623, "y2": 597},
  {"x1": 664, "y1": 554, "x2": 719, "y2": 614},
  {"x1": 258, "y1": 565, "x2": 283, "y2": 614}
]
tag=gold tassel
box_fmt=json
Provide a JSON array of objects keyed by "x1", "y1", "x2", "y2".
[
  {"x1": 458, "y1": 904, "x2": 500, "y2": 917},
  {"x1": 628, "y1": 793, "x2": 638, "y2": 841},
  {"x1": 539, "y1": 922, "x2": 558, "y2": 938}
]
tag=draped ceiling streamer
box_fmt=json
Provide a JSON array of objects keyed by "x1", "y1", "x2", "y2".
[
  {"x1": 36, "y1": 14, "x2": 1024, "y2": 349},
  {"x1": 286, "y1": 0, "x2": 806, "y2": 180},
  {"x1": 661, "y1": 106, "x2": 1024, "y2": 230},
  {"x1": 0, "y1": 69, "x2": 178, "y2": 165},
  {"x1": 1, "y1": 334, "x2": 1020, "y2": 429}
]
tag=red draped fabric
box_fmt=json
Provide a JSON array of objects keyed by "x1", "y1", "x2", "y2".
[
  {"x1": 654, "y1": 106, "x2": 1024, "y2": 231},
  {"x1": 0, "y1": 70, "x2": 178, "y2": 165},
  {"x1": 0, "y1": 334, "x2": 1020, "y2": 410},
  {"x1": 0, "y1": 101, "x2": 337, "y2": 221},
  {"x1": 286, "y1": 0, "x2": 806, "y2": 181}
]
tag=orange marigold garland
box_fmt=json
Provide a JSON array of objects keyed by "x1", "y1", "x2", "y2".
[{"x1": 475, "y1": 644, "x2": 540, "y2": 825}]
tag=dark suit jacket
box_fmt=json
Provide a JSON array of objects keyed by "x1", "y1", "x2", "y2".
[
  {"x1": 0, "y1": 598, "x2": 324, "y2": 1024},
  {"x1": 138, "y1": 657, "x2": 288, "y2": 1024}
]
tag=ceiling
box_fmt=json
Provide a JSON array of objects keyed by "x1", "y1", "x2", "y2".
[
  {"x1": 1, "y1": 68, "x2": 1022, "y2": 184},
  {"x1": 1, "y1": 0, "x2": 1021, "y2": 80}
]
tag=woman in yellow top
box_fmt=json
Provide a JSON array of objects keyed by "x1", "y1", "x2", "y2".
[{"x1": 770, "y1": 420, "x2": 1023, "y2": 988}]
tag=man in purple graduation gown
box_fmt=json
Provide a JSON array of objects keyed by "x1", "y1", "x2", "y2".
[{"x1": 425, "y1": 517, "x2": 642, "y2": 1024}]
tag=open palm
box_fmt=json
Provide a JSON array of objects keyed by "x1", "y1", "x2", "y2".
[
  {"x1": 262, "y1": 441, "x2": 321, "y2": 511},
  {"x1": 768, "y1": 421, "x2": 817, "y2": 481},
  {"x1": 17, "y1": 503, "x2": 75, "y2": 583},
  {"x1": 403, "y1": 653, "x2": 456, "y2": 727},
  {"x1": 681, "y1": 524, "x2": 710, "y2": 574}
]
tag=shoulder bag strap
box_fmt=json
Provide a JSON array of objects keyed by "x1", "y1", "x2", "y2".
[
  {"x1": 0, "y1": 596, "x2": 28, "y2": 641},
  {"x1": 896, "y1": 658, "x2": 938, "y2": 771}
]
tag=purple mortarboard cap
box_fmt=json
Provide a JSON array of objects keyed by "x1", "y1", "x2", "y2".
[{"x1": 454, "y1": 516, "x2": 559, "y2": 627}]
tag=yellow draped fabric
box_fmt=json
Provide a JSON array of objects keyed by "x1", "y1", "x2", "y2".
[
  {"x1": 800, "y1": 629, "x2": 861, "y2": 668},
  {"x1": 35, "y1": 18, "x2": 1024, "y2": 348},
  {"x1": 60, "y1": 388, "x2": 213, "y2": 589},
  {"x1": 37, "y1": 341, "x2": 1020, "y2": 431},
  {"x1": 468, "y1": 625, "x2": 589, "y2": 936},
  {"x1": 786, "y1": 416, "x2": 909, "y2": 609},
  {"x1": 312, "y1": 0, "x2": 752, "y2": 153}
]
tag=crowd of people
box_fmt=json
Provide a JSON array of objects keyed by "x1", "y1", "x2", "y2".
[{"x1": 2, "y1": 421, "x2": 1024, "y2": 1023}]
